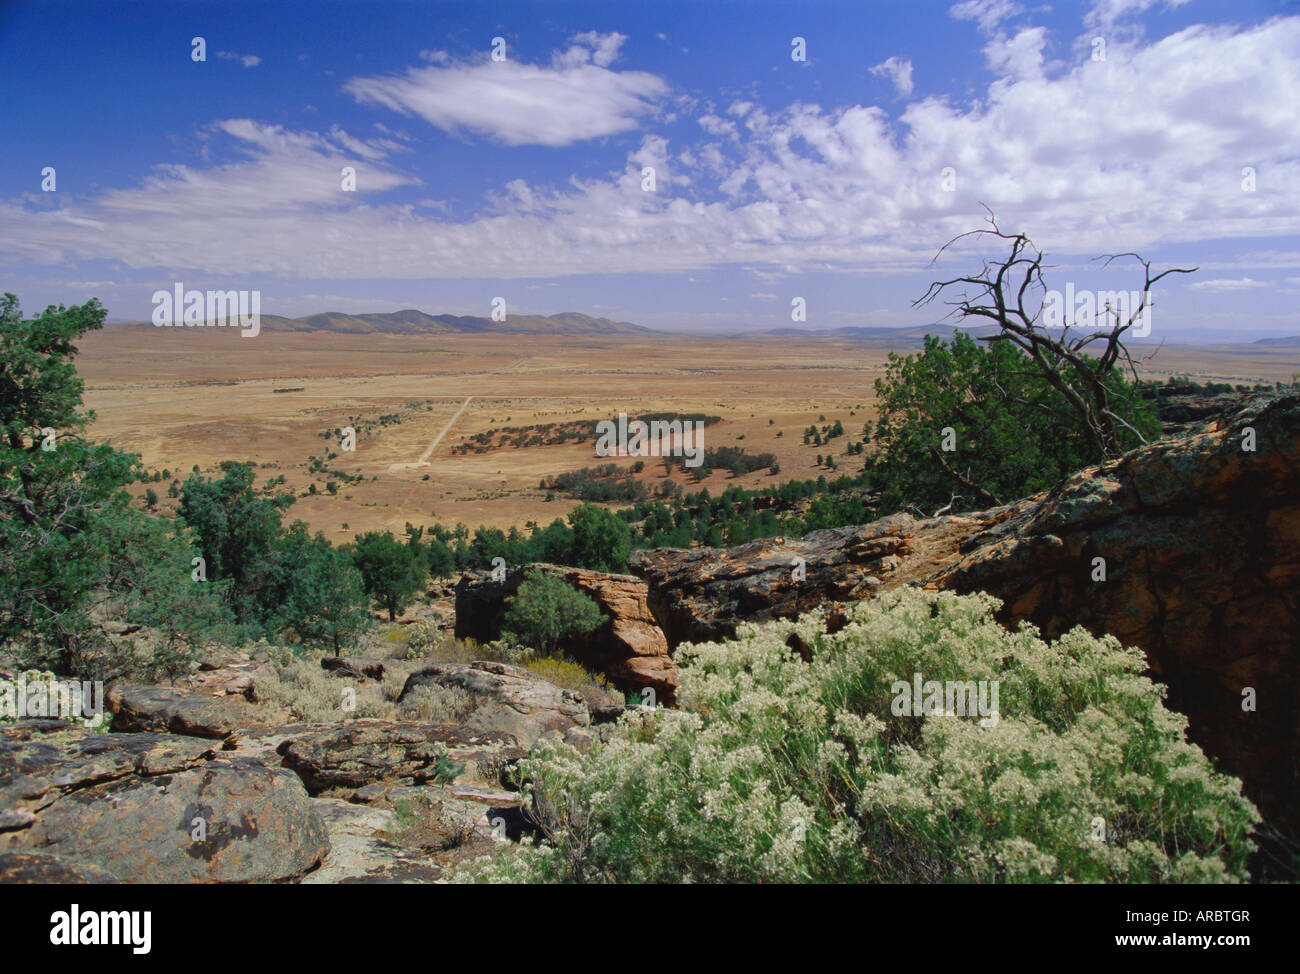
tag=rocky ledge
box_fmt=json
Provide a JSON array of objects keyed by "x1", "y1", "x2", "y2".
[{"x1": 628, "y1": 394, "x2": 1300, "y2": 843}]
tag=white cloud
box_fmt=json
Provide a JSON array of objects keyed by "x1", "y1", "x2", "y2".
[
  {"x1": 0, "y1": 120, "x2": 416, "y2": 271},
  {"x1": 870, "y1": 56, "x2": 915, "y2": 97},
  {"x1": 983, "y1": 27, "x2": 1048, "y2": 80},
  {"x1": 2, "y1": 17, "x2": 1299, "y2": 289},
  {"x1": 1085, "y1": 0, "x2": 1192, "y2": 32},
  {"x1": 949, "y1": 0, "x2": 1023, "y2": 35},
  {"x1": 344, "y1": 34, "x2": 665, "y2": 146},
  {"x1": 215, "y1": 51, "x2": 261, "y2": 68},
  {"x1": 698, "y1": 114, "x2": 738, "y2": 138},
  {"x1": 569, "y1": 31, "x2": 627, "y2": 68},
  {"x1": 1189, "y1": 277, "x2": 1270, "y2": 292}
]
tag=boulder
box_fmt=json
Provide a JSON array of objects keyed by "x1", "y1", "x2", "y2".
[
  {"x1": 190, "y1": 651, "x2": 270, "y2": 698},
  {"x1": 108, "y1": 684, "x2": 252, "y2": 738},
  {"x1": 399, "y1": 661, "x2": 589, "y2": 747},
  {"x1": 0, "y1": 724, "x2": 216, "y2": 814},
  {"x1": 0, "y1": 729, "x2": 328, "y2": 883},
  {"x1": 456, "y1": 564, "x2": 680, "y2": 704},
  {"x1": 628, "y1": 394, "x2": 1300, "y2": 846},
  {"x1": 0, "y1": 851, "x2": 118, "y2": 883},
  {"x1": 275, "y1": 719, "x2": 523, "y2": 794},
  {"x1": 629, "y1": 513, "x2": 928, "y2": 647},
  {"x1": 320, "y1": 656, "x2": 387, "y2": 682}
]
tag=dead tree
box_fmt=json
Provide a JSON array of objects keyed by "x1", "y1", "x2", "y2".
[{"x1": 915, "y1": 208, "x2": 1197, "y2": 461}]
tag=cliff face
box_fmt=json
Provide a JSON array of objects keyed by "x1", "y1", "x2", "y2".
[{"x1": 629, "y1": 395, "x2": 1300, "y2": 842}]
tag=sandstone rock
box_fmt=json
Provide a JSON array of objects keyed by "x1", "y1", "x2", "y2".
[
  {"x1": 26, "y1": 758, "x2": 328, "y2": 883},
  {"x1": 451, "y1": 784, "x2": 521, "y2": 807},
  {"x1": 589, "y1": 702, "x2": 626, "y2": 724},
  {"x1": 628, "y1": 394, "x2": 1300, "y2": 845},
  {"x1": 186, "y1": 650, "x2": 272, "y2": 699},
  {"x1": 276, "y1": 719, "x2": 522, "y2": 794},
  {"x1": 0, "y1": 851, "x2": 119, "y2": 883},
  {"x1": 320, "y1": 656, "x2": 387, "y2": 681},
  {"x1": 302, "y1": 799, "x2": 445, "y2": 884},
  {"x1": 0, "y1": 729, "x2": 328, "y2": 882},
  {"x1": 399, "y1": 661, "x2": 589, "y2": 747},
  {"x1": 629, "y1": 513, "x2": 933, "y2": 646},
  {"x1": 108, "y1": 684, "x2": 252, "y2": 738},
  {"x1": 0, "y1": 726, "x2": 215, "y2": 815},
  {"x1": 456, "y1": 564, "x2": 680, "y2": 704}
]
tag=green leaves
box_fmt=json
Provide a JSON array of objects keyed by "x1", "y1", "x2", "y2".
[
  {"x1": 566, "y1": 502, "x2": 631, "y2": 572},
  {"x1": 279, "y1": 530, "x2": 369, "y2": 657},
  {"x1": 501, "y1": 569, "x2": 604, "y2": 655},
  {"x1": 177, "y1": 461, "x2": 295, "y2": 623},
  {"x1": 350, "y1": 530, "x2": 425, "y2": 621},
  {"x1": 0, "y1": 292, "x2": 106, "y2": 445},
  {"x1": 868, "y1": 333, "x2": 1160, "y2": 516}
]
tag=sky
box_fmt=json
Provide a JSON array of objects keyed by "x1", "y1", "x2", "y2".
[{"x1": 1, "y1": 0, "x2": 1299, "y2": 341}]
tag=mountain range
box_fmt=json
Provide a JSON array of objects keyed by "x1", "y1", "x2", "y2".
[
  {"x1": 110, "y1": 308, "x2": 1300, "y2": 347},
  {"x1": 257, "y1": 309, "x2": 651, "y2": 336},
  {"x1": 114, "y1": 309, "x2": 651, "y2": 336}
]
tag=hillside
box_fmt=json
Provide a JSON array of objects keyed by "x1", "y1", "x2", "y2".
[
  {"x1": 1254, "y1": 335, "x2": 1300, "y2": 347},
  {"x1": 114, "y1": 309, "x2": 652, "y2": 336},
  {"x1": 277, "y1": 309, "x2": 653, "y2": 336}
]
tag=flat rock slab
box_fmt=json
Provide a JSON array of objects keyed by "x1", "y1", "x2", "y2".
[
  {"x1": 108, "y1": 685, "x2": 252, "y2": 738},
  {"x1": 303, "y1": 799, "x2": 444, "y2": 884},
  {"x1": 0, "y1": 851, "x2": 119, "y2": 884},
  {"x1": 0, "y1": 728, "x2": 215, "y2": 814},
  {"x1": 451, "y1": 785, "x2": 522, "y2": 807},
  {"x1": 276, "y1": 719, "x2": 522, "y2": 795},
  {"x1": 399, "y1": 661, "x2": 589, "y2": 747},
  {"x1": 14, "y1": 757, "x2": 329, "y2": 883}
]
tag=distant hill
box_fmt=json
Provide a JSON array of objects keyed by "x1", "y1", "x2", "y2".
[
  {"x1": 264, "y1": 309, "x2": 650, "y2": 336},
  {"x1": 113, "y1": 309, "x2": 652, "y2": 336},
  {"x1": 1254, "y1": 336, "x2": 1300, "y2": 347}
]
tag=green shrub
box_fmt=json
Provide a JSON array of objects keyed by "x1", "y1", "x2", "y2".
[
  {"x1": 457, "y1": 587, "x2": 1258, "y2": 884},
  {"x1": 501, "y1": 570, "x2": 604, "y2": 655},
  {"x1": 869, "y1": 333, "x2": 1160, "y2": 515}
]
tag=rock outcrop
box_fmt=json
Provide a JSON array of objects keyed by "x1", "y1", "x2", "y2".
[
  {"x1": 320, "y1": 656, "x2": 387, "y2": 682},
  {"x1": 275, "y1": 719, "x2": 523, "y2": 794},
  {"x1": 0, "y1": 851, "x2": 119, "y2": 883},
  {"x1": 399, "y1": 661, "x2": 590, "y2": 747},
  {"x1": 629, "y1": 394, "x2": 1300, "y2": 843},
  {"x1": 108, "y1": 684, "x2": 252, "y2": 738},
  {"x1": 0, "y1": 722, "x2": 328, "y2": 882},
  {"x1": 455, "y1": 564, "x2": 679, "y2": 703}
]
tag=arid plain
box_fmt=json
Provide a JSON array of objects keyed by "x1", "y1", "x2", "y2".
[{"x1": 75, "y1": 323, "x2": 1300, "y2": 544}]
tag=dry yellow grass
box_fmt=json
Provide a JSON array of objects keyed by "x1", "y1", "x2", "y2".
[{"x1": 76, "y1": 325, "x2": 1298, "y2": 543}]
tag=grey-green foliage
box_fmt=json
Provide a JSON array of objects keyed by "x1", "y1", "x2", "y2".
[{"x1": 459, "y1": 587, "x2": 1258, "y2": 884}]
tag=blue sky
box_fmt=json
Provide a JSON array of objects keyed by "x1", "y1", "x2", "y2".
[{"x1": 2, "y1": 0, "x2": 1299, "y2": 340}]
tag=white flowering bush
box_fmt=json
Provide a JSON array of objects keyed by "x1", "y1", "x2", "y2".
[{"x1": 455, "y1": 587, "x2": 1258, "y2": 883}]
